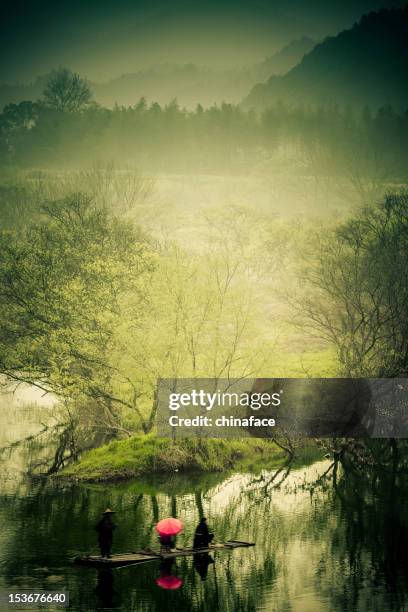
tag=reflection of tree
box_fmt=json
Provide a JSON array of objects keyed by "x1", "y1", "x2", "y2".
[
  {"x1": 246, "y1": 463, "x2": 292, "y2": 503},
  {"x1": 151, "y1": 495, "x2": 159, "y2": 523},
  {"x1": 194, "y1": 489, "x2": 205, "y2": 520},
  {"x1": 3, "y1": 461, "x2": 407, "y2": 610},
  {"x1": 0, "y1": 472, "x2": 280, "y2": 611},
  {"x1": 308, "y1": 455, "x2": 408, "y2": 611}
]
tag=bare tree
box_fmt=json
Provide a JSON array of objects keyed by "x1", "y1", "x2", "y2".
[
  {"x1": 42, "y1": 67, "x2": 92, "y2": 113},
  {"x1": 293, "y1": 194, "x2": 408, "y2": 377}
]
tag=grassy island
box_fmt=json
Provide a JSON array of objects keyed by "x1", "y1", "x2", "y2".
[{"x1": 59, "y1": 435, "x2": 289, "y2": 482}]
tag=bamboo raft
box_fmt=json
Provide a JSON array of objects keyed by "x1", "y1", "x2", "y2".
[{"x1": 74, "y1": 540, "x2": 254, "y2": 568}]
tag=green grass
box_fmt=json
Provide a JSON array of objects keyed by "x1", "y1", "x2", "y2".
[
  {"x1": 270, "y1": 345, "x2": 339, "y2": 378},
  {"x1": 59, "y1": 434, "x2": 289, "y2": 482}
]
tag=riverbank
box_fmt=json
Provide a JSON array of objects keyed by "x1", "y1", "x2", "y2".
[{"x1": 59, "y1": 435, "x2": 290, "y2": 482}]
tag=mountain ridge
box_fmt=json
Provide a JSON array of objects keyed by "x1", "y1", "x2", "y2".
[{"x1": 242, "y1": 6, "x2": 408, "y2": 111}]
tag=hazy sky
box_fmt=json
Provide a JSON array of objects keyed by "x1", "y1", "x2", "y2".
[{"x1": 2, "y1": 0, "x2": 406, "y2": 83}]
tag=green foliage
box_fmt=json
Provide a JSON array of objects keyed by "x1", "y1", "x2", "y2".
[
  {"x1": 0, "y1": 175, "x2": 293, "y2": 457},
  {"x1": 0, "y1": 193, "x2": 155, "y2": 430},
  {"x1": 60, "y1": 434, "x2": 283, "y2": 482}
]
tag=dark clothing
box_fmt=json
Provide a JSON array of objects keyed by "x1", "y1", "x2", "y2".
[
  {"x1": 193, "y1": 520, "x2": 214, "y2": 548},
  {"x1": 159, "y1": 535, "x2": 175, "y2": 550},
  {"x1": 100, "y1": 540, "x2": 112, "y2": 558},
  {"x1": 95, "y1": 516, "x2": 116, "y2": 557}
]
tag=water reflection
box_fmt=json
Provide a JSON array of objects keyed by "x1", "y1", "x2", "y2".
[
  {"x1": 1, "y1": 455, "x2": 407, "y2": 611},
  {"x1": 1, "y1": 399, "x2": 408, "y2": 611},
  {"x1": 194, "y1": 553, "x2": 214, "y2": 581},
  {"x1": 95, "y1": 569, "x2": 119, "y2": 608},
  {"x1": 328, "y1": 456, "x2": 408, "y2": 611},
  {"x1": 156, "y1": 559, "x2": 183, "y2": 590}
]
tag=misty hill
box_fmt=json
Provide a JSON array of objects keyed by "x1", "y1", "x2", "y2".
[
  {"x1": 92, "y1": 36, "x2": 315, "y2": 108},
  {"x1": 0, "y1": 38, "x2": 315, "y2": 111},
  {"x1": 255, "y1": 36, "x2": 315, "y2": 80},
  {"x1": 92, "y1": 64, "x2": 252, "y2": 109},
  {"x1": 242, "y1": 7, "x2": 408, "y2": 112}
]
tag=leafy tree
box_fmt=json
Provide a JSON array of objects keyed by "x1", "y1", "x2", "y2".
[
  {"x1": 42, "y1": 67, "x2": 92, "y2": 113},
  {"x1": 0, "y1": 194, "x2": 155, "y2": 435}
]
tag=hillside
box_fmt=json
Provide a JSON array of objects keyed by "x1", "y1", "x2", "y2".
[
  {"x1": 0, "y1": 38, "x2": 314, "y2": 111},
  {"x1": 92, "y1": 37, "x2": 315, "y2": 108},
  {"x1": 256, "y1": 36, "x2": 315, "y2": 80},
  {"x1": 242, "y1": 7, "x2": 408, "y2": 111}
]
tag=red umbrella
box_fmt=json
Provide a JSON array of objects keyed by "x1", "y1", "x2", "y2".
[
  {"x1": 155, "y1": 517, "x2": 184, "y2": 537},
  {"x1": 156, "y1": 575, "x2": 183, "y2": 590}
]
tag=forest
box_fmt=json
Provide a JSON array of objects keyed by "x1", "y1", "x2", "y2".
[
  {"x1": 0, "y1": 66, "x2": 407, "y2": 477},
  {"x1": 1, "y1": 3, "x2": 408, "y2": 609},
  {"x1": 1, "y1": 66, "x2": 408, "y2": 179}
]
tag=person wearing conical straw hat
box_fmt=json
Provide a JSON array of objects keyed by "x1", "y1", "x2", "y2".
[{"x1": 95, "y1": 508, "x2": 116, "y2": 558}]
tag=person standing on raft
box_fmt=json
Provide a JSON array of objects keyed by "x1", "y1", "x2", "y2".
[
  {"x1": 193, "y1": 517, "x2": 214, "y2": 548},
  {"x1": 95, "y1": 508, "x2": 116, "y2": 558}
]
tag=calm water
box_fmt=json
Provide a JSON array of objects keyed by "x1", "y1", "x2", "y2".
[{"x1": 1, "y1": 397, "x2": 408, "y2": 611}]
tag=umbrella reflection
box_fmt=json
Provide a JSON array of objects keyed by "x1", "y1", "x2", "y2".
[
  {"x1": 156, "y1": 575, "x2": 183, "y2": 590},
  {"x1": 155, "y1": 558, "x2": 183, "y2": 590}
]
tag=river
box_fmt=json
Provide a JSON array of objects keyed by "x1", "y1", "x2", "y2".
[{"x1": 0, "y1": 396, "x2": 407, "y2": 611}]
